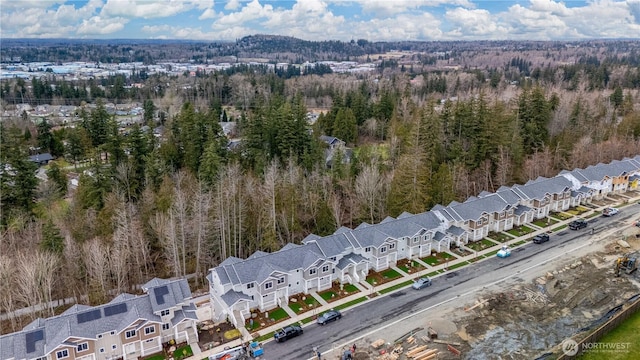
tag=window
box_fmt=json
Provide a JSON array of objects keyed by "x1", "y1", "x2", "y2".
[
  {"x1": 246, "y1": 283, "x2": 254, "y2": 289},
  {"x1": 413, "y1": 237, "x2": 419, "y2": 243},
  {"x1": 322, "y1": 265, "x2": 329, "y2": 273},
  {"x1": 99, "y1": 348, "x2": 105, "y2": 353},
  {"x1": 265, "y1": 281, "x2": 273, "y2": 289},
  {"x1": 309, "y1": 268, "x2": 317, "y2": 275},
  {"x1": 380, "y1": 246, "x2": 387, "y2": 253},
  {"x1": 365, "y1": 247, "x2": 371, "y2": 252},
  {"x1": 56, "y1": 350, "x2": 69, "y2": 359},
  {"x1": 97, "y1": 334, "x2": 103, "y2": 339},
  {"x1": 125, "y1": 329, "x2": 136, "y2": 339},
  {"x1": 277, "y1": 277, "x2": 285, "y2": 284},
  {"x1": 162, "y1": 323, "x2": 170, "y2": 330},
  {"x1": 145, "y1": 339, "x2": 155, "y2": 343},
  {"x1": 77, "y1": 343, "x2": 88, "y2": 352},
  {"x1": 389, "y1": 243, "x2": 395, "y2": 250},
  {"x1": 160, "y1": 309, "x2": 170, "y2": 316},
  {"x1": 112, "y1": 345, "x2": 117, "y2": 350},
  {"x1": 110, "y1": 331, "x2": 116, "y2": 336},
  {"x1": 144, "y1": 326, "x2": 155, "y2": 335}
]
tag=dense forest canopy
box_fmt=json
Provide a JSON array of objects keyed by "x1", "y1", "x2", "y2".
[{"x1": 1, "y1": 38, "x2": 640, "y2": 333}]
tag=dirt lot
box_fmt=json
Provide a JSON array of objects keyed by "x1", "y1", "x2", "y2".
[{"x1": 339, "y1": 228, "x2": 640, "y2": 360}]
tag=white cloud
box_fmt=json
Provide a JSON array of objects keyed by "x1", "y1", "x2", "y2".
[
  {"x1": 225, "y1": 0, "x2": 241, "y2": 10},
  {"x1": 77, "y1": 16, "x2": 128, "y2": 35},
  {"x1": 343, "y1": 0, "x2": 474, "y2": 16},
  {"x1": 445, "y1": 8, "x2": 508, "y2": 38},
  {"x1": 101, "y1": 0, "x2": 213, "y2": 19},
  {"x1": 199, "y1": 7, "x2": 217, "y2": 20},
  {"x1": 0, "y1": 0, "x2": 66, "y2": 10}
]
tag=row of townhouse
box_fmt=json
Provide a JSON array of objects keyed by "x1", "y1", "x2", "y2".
[
  {"x1": 207, "y1": 156, "x2": 640, "y2": 328},
  {"x1": 1, "y1": 279, "x2": 199, "y2": 360}
]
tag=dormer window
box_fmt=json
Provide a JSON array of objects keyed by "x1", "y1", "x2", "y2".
[
  {"x1": 247, "y1": 283, "x2": 255, "y2": 289},
  {"x1": 161, "y1": 309, "x2": 170, "y2": 316},
  {"x1": 365, "y1": 247, "x2": 371, "y2": 252}
]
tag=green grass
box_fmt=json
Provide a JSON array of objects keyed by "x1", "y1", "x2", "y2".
[
  {"x1": 173, "y1": 345, "x2": 193, "y2": 360},
  {"x1": 552, "y1": 211, "x2": 574, "y2": 220},
  {"x1": 489, "y1": 232, "x2": 514, "y2": 242},
  {"x1": 300, "y1": 316, "x2": 315, "y2": 324},
  {"x1": 532, "y1": 217, "x2": 559, "y2": 227},
  {"x1": 268, "y1": 307, "x2": 289, "y2": 321},
  {"x1": 426, "y1": 271, "x2": 439, "y2": 277},
  {"x1": 441, "y1": 252, "x2": 454, "y2": 259},
  {"x1": 468, "y1": 239, "x2": 499, "y2": 251},
  {"x1": 289, "y1": 302, "x2": 303, "y2": 313},
  {"x1": 552, "y1": 224, "x2": 568, "y2": 232},
  {"x1": 343, "y1": 284, "x2": 359, "y2": 293},
  {"x1": 578, "y1": 309, "x2": 640, "y2": 360},
  {"x1": 448, "y1": 261, "x2": 470, "y2": 270},
  {"x1": 484, "y1": 250, "x2": 500, "y2": 257},
  {"x1": 379, "y1": 280, "x2": 413, "y2": 294},
  {"x1": 398, "y1": 260, "x2": 424, "y2": 273},
  {"x1": 145, "y1": 355, "x2": 165, "y2": 360},
  {"x1": 255, "y1": 331, "x2": 276, "y2": 342},
  {"x1": 381, "y1": 269, "x2": 401, "y2": 279},
  {"x1": 507, "y1": 225, "x2": 535, "y2": 237},
  {"x1": 320, "y1": 290, "x2": 337, "y2": 301},
  {"x1": 304, "y1": 296, "x2": 318, "y2": 306},
  {"x1": 334, "y1": 296, "x2": 368, "y2": 310},
  {"x1": 421, "y1": 255, "x2": 439, "y2": 266},
  {"x1": 514, "y1": 240, "x2": 527, "y2": 246}
]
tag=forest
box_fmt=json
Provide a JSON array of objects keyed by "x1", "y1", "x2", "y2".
[{"x1": 1, "y1": 40, "x2": 640, "y2": 334}]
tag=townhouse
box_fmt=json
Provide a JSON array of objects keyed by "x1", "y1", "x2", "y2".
[
  {"x1": 0, "y1": 278, "x2": 198, "y2": 360},
  {"x1": 207, "y1": 156, "x2": 640, "y2": 329}
]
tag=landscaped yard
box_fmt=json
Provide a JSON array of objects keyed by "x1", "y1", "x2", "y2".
[
  {"x1": 397, "y1": 258, "x2": 426, "y2": 273},
  {"x1": 366, "y1": 268, "x2": 403, "y2": 286},
  {"x1": 144, "y1": 354, "x2": 165, "y2": 360},
  {"x1": 288, "y1": 293, "x2": 322, "y2": 314},
  {"x1": 420, "y1": 252, "x2": 455, "y2": 266},
  {"x1": 245, "y1": 307, "x2": 290, "y2": 331},
  {"x1": 318, "y1": 281, "x2": 359, "y2": 302},
  {"x1": 487, "y1": 231, "x2": 514, "y2": 242},
  {"x1": 467, "y1": 238, "x2": 499, "y2": 251},
  {"x1": 173, "y1": 345, "x2": 193, "y2": 360},
  {"x1": 550, "y1": 211, "x2": 573, "y2": 220},
  {"x1": 531, "y1": 217, "x2": 559, "y2": 228},
  {"x1": 506, "y1": 225, "x2": 535, "y2": 237},
  {"x1": 450, "y1": 245, "x2": 473, "y2": 257}
]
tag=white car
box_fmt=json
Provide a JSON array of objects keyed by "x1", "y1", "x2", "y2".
[
  {"x1": 603, "y1": 207, "x2": 619, "y2": 217},
  {"x1": 412, "y1": 277, "x2": 432, "y2": 289}
]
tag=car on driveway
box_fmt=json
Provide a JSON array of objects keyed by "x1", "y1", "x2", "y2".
[
  {"x1": 412, "y1": 276, "x2": 432, "y2": 290},
  {"x1": 569, "y1": 219, "x2": 588, "y2": 230},
  {"x1": 317, "y1": 309, "x2": 342, "y2": 325},
  {"x1": 273, "y1": 325, "x2": 303, "y2": 342},
  {"x1": 532, "y1": 233, "x2": 550, "y2": 244},
  {"x1": 602, "y1": 207, "x2": 619, "y2": 217}
]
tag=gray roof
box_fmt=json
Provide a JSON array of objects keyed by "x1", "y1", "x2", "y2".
[
  {"x1": 0, "y1": 279, "x2": 193, "y2": 360},
  {"x1": 28, "y1": 153, "x2": 54, "y2": 163},
  {"x1": 146, "y1": 278, "x2": 192, "y2": 313},
  {"x1": 567, "y1": 158, "x2": 640, "y2": 183},
  {"x1": 220, "y1": 291, "x2": 252, "y2": 307},
  {"x1": 512, "y1": 176, "x2": 573, "y2": 200},
  {"x1": 375, "y1": 217, "x2": 429, "y2": 239},
  {"x1": 212, "y1": 243, "x2": 325, "y2": 286},
  {"x1": 397, "y1": 211, "x2": 414, "y2": 219},
  {"x1": 335, "y1": 253, "x2": 367, "y2": 270},
  {"x1": 446, "y1": 225, "x2": 466, "y2": 236},
  {"x1": 514, "y1": 205, "x2": 532, "y2": 215}
]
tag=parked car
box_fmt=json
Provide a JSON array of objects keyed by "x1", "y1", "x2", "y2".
[
  {"x1": 412, "y1": 276, "x2": 432, "y2": 290},
  {"x1": 532, "y1": 233, "x2": 550, "y2": 244},
  {"x1": 568, "y1": 219, "x2": 588, "y2": 230},
  {"x1": 317, "y1": 309, "x2": 342, "y2": 325},
  {"x1": 497, "y1": 245, "x2": 511, "y2": 258},
  {"x1": 602, "y1": 207, "x2": 619, "y2": 217},
  {"x1": 273, "y1": 325, "x2": 303, "y2": 342}
]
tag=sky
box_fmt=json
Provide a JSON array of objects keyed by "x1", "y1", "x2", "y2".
[{"x1": 1, "y1": 0, "x2": 640, "y2": 41}]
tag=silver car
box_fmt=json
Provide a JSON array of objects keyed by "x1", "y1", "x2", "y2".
[{"x1": 412, "y1": 277, "x2": 432, "y2": 290}]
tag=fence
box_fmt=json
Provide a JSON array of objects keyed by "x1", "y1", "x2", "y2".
[{"x1": 557, "y1": 295, "x2": 640, "y2": 359}]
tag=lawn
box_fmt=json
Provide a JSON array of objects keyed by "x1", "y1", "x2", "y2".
[
  {"x1": 289, "y1": 302, "x2": 303, "y2": 313},
  {"x1": 334, "y1": 296, "x2": 368, "y2": 310},
  {"x1": 507, "y1": 225, "x2": 535, "y2": 237},
  {"x1": 173, "y1": 345, "x2": 193, "y2": 360},
  {"x1": 304, "y1": 296, "x2": 319, "y2": 306},
  {"x1": 145, "y1": 355, "x2": 165, "y2": 360},
  {"x1": 484, "y1": 250, "x2": 500, "y2": 257},
  {"x1": 467, "y1": 238, "x2": 499, "y2": 251},
  {"x1": 320, "y1": 290, "x2": 338, "y2": 301},
  {"x1": 381, "y1": 268, "x2": 402, "y2": 280},
  {"x1": 447, "y1": 261, "x2": 470, "y2": 270},
  {"x1": 552, "y1": 224, "x2": 568, "y2": 232},
  {"x1": 343, "y1": 283, "x2": 359, "y2": 293},
  {"x1": 532, "y1": 217, "x2": 559, "y2": 228},
  {"x1": 551, "y1": 211, "x2": 574, "y2": 220},
  {"x1": 488, "y1": 232, "x2": 514, "y2": 242},
  {"x1": 420, "y1": 252, "x2": 454, "y2": 266},
  {"x1": 397, "y1": 259, "x2": 426, "y2": 273},
  {"x1": 246, "y1": 307, "x2": 290, "y2": 330},
  {"x1": 579, "y1": 309, "x2": 640, "y2": 360},
  {"x1": 379, "y1": 280, "x2": 413, "y2": 294},
  {"x1": 255, "y1": 331, "x2": 276, "y2": 342}
]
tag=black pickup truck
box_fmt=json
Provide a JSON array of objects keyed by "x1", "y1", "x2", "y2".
[{"x1": 568, "y1": 219, "x2": 588, "y2": 230}]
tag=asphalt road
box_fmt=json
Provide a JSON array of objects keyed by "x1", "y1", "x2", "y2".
[{"x1": 261, "y1": 206, "x2": 639, "y2": 360}]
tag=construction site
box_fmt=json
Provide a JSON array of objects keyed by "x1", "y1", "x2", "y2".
[{"x1": 333, "y1": 225, "x2": 640, "y2": 360}]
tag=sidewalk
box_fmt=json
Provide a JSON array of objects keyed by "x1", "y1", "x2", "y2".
[{"x1": 199, "y1": 198, "x2": 638, "y2": 359}]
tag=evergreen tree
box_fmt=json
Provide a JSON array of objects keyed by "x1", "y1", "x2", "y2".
[
  {"x1": 333, "y1": 108, "x2": 357, "y2": 144},
  {"x1": 41, "y1": 219, "x2": 64, "y2": 254},
  {"x1": 46, "y1": 161, "x2": 68, "y2": 197},
  {"x1": 36, "y1": 118, "x2": 53, "y2": 153}
]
